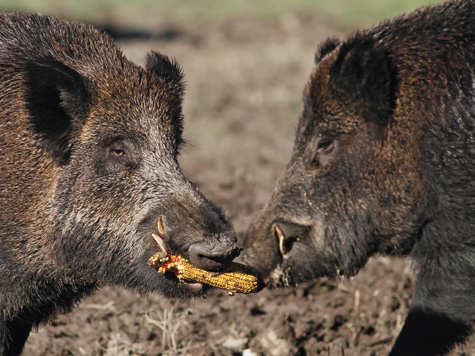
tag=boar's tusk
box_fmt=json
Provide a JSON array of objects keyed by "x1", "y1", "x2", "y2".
[
  {"x1": 274, "y1": 225, "x2": 286, "y2": 256},
  {"x1": 157, "y1": 216, "x2": 166, "y2": 238},
  {"x1": 150, "y1": 217, "x2": 171, "y2": 265},
  {"x1": 150, "y1": 233, "x2": 170, "y2": 266},
  {"x1": 151, "y1": 233, "x2": 168, "y2": 254}
]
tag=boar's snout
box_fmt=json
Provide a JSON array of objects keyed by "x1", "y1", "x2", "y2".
[
  {"x1": 241, "y1": 205, "x2": 318, "y2": 286},
  {"x1": 240, "y1": 214, "x2": 282, "y2": 281},
  {"x1": 148, "y1": 202, "x2": 240, "y2": 273},
  {"x1": 188, "y1": 239, "x2": 241, "y2": 272},
  {"x1": 184, "y1": 212, "x2": 241, "y2": 271}
]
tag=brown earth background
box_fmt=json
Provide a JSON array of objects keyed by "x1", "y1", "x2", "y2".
[{"x1": 2, "y1": 1, "x2": 474, "y2": 355}]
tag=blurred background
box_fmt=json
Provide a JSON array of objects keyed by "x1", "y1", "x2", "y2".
[
  {"x1": 2, "y1": 0, "x2": 440, "y2": 29},
  {"x1": 3, "y1": 1, "x2": 472, "y2": 356}
]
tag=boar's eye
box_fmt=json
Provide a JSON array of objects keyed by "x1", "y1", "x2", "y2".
[
  {"x1": 109, "y1": 146, "x2": 129, "y2": 159},
  {"x1": 316, "y1": 138, "x2": 334, "y2": 154},
  {"x1": 106, "y1": 141, "x2": 136, "y2": 168},
  {"x1": 313, "y1": 137, "x2": 335, "y2": 167},
  {"x1": 111, "y1": 148, "x2": 127, "y2": 157}
]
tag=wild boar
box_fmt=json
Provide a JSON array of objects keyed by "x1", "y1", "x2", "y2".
[
  {"x1": 241, "y1": 1, "x2": 475, "y2": 355},
  {"x1": 0, "y1": 12, "x2": 239, "y2": 355}
]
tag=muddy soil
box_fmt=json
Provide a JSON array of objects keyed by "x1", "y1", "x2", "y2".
[{"x1": 23, "y1": 13, "x2": 474, "y2": 356}]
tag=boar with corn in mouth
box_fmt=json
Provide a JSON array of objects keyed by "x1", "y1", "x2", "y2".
[
  {"x1": 241, "y1": 1, "x2": 475, "y2": 355},
  {"x1": 0, "y1": 12, "x2": 242, "y2": 356}
]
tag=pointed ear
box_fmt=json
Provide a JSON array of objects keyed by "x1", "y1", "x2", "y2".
[
  {"x1": 315, "y1": 37, "x2": 341, "y2": 64},
  {"x1": 25, "y1": 57, "x2": 91, "y2": 163},
  {"x1": 145, "y1": 51, "x2": 185, "y2": 100},
  {"x1": 329, "y1": 38, "x2": 393, "y2": 126}
]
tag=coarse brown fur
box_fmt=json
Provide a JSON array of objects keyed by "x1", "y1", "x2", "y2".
[
  {"x1": 241, "y1": 1, "x2": 475, "y2": 355},
  {"x1": 0, "y1": 13, "x2": 239, "y2": 355}
]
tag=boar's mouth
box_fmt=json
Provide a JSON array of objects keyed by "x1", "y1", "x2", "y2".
[
  {"x1": 258, "y1": 221, "x2": 313, "y2": 287},
  {"x1": 148, "y1": 216, "x2": 208, "y2": 294},
  {"x1": 264, "y1": 219, "x2": 346, "y2": 287},
  {"x1": 148, "y1": 217, "x2": 261, "y2": 295}
]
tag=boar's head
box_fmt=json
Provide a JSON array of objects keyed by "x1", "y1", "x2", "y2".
[
  {"x1": 241, "y1": 37, "x2": 428, "y2": 287},
  {"x1": 23, "y1": 47, "x2": 239, "y2": 298}
]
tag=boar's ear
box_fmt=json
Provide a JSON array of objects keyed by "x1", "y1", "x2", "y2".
[
  {"x1": 315, "y1": 38, "x2": 341, "y2": 64},
  {"x1": 329, "y1": 37, "x2": 393, "y2": 126},
  {"x1": 146, "y1": 51, "x2": 186, "y2": 149},
  {"x1": 25, "y1": 57, "x2": 91, "y2": 163},
  {"x1": 145, "y1": 51, "x2": 185, "y2": 100}
]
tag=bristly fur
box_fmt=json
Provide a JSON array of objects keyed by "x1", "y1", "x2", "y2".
[
  {"x1": 145, "y1": 51, "x2": 186, "y2": 97},
  {"x1": 314, "y1": 37, "x2": 341, "y2": 64},
  {"x1": 329, "y1": 35, "x2": 394, "y2": 126},
  {"x1": 145, "y1": 51, "x2": 186, "y2": 152},
  {"x1": 0, "y1": 12, "x2": 237, "y2": 355},
  {"x1": 242, "y1": 1, "x2": 475, "y2": 355}
]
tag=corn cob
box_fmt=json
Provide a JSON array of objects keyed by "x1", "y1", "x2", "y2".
[
  {"x1": 148, "y1": 252, "x2": 259, "y2": 294},
  {"x1": 148, "y1": 219, "x2": 259, "y2": 294}
]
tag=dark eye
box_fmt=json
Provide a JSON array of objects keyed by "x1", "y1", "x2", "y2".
[
  {"x1": 100, "y1": 140, "x2": 138, "y2": 174},
  {"x1": 107, "y1": 143, "x2": 133, "y2": 165},
  {"x1": 317, "y1": 138, "x2": 334, "y2": 154},
  {"x1": 110, "y1": 148, "x2": 127, "y2": 157}
]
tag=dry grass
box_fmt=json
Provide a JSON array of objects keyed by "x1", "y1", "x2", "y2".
[{"x1": 141, "y1": 308, "x2": 192, "y2": 356}]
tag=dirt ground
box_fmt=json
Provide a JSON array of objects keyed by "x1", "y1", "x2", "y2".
[{"x1": 23, "y1": 13, "x2": 474, "y2": 356}]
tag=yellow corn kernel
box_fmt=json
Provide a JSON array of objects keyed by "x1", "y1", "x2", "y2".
[{"x1": 148, "y1": 251, "x2": 169, "y2": 267}]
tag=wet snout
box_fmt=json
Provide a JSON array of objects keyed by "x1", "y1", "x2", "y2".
[
  {"x1": 185, "y1": 207, "x2": 241, "y2": 271},
  {"x1": 188, "y1": 238, "x2": 241, "y2": 271}
]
